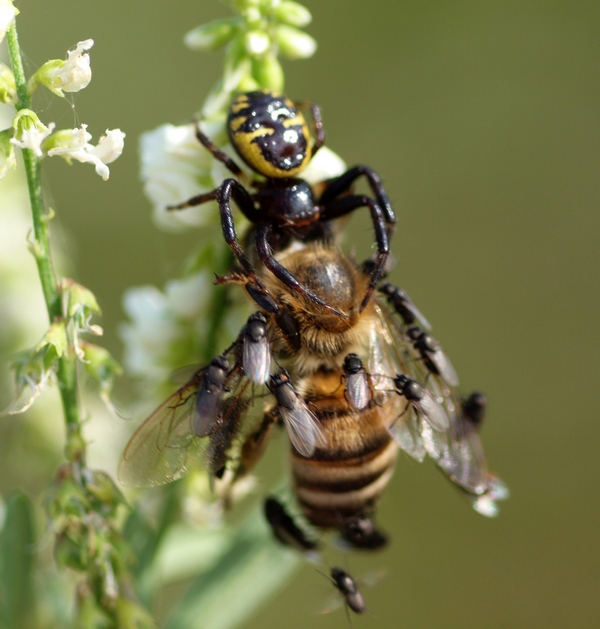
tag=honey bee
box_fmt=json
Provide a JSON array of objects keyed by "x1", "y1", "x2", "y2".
[{"x1": 119, "y1": 239, "x2": 506, "y2": 542}]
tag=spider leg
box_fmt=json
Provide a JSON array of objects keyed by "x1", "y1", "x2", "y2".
[
  {"x1": 294, "y1": 100, "x2": 325, "y2": 155},
  {"x1": 319, "y1": 165, "x2": 396, "y2": 234},
  {"x1": 254, "y1": 223, "x2": 346, "y2": 318},
  {"x1": 194, "y1": 123, "x2": 245, "y2": 178}
]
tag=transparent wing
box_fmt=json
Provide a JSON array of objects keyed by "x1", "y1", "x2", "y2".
[
  {"x1": 282, "y1": 400, "x2": 326, "y2": 458},
  {"x1": 429, "y1": 347, "x2": 459, "y2": 388},
  {"x1": 417, "y1": 387, "x2": 450, "y2": 431},
  {"x1": 388, "y1": 402, "x2": 426, "y2": 462},
  {"x1": 345, "y1": 371, "x2": 371, "y2": 410},
  {"x1": 369, "y1": 299, "x2": 486, "y2": 486},
  {"x1": 420, "y1": 375, "x2": 491, "y2": 494},
  {"x1": 118, "y1": 373, "x2": 207, "y2": 487},
  {"x1": 118, "y1": 358, "x2": 269, "y2": 488},
  {"x1": 243, "y1": 332, "x2": 271, "y2": 384}
]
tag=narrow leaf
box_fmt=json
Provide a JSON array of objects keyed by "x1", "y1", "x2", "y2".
[
  {"x1": 164, "y1": 506, "x2": 300, "y2": 629},
  {"x1": 0, "y1": 491, "x2": 36, "y2": 629}
]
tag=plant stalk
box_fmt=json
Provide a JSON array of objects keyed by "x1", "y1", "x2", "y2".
[{"x1": 6, "y1": 21, "x2": 83, "y2": 453}]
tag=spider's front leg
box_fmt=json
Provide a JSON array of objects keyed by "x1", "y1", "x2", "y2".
[{"x1": 319, "y1": 165, "x2": 396, "y2": 236}]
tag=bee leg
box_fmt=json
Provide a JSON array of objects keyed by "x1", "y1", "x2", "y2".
[
  {"x1": 254, "y1": 223, "x2": 347, "y2": 318},
  {"x1": 234, "y1": 408, "x2": 278, "y2": 480},
  {"x1": 293, "y1": 100, "x2": 325, "y2": 154},
  {"x1": 319, "y1": 195, "x2": 390, "y2": 311},
  {"x1": 317, "y1": 165, "x2": 396, "y2": 235}
]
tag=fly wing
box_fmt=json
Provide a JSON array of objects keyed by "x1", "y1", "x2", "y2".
[
  {"x1": 345, "y1": 372, "x2": 371, "y2": 410},
  {"x1": 430, "y1": 348, "x2": 460, "y2": 388},
  {"x1": 418, "y1": 387, "x2": 450, "y2": 431},
  {"x1": 282, "y1": 400, "x2": 326, "y2": 458},
  {"x1": 243, "y1": 332, "x2": 271, "y2": 384}
]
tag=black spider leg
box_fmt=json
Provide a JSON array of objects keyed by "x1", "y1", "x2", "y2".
[
  {"x1": 318, "y1": 165, "x2": 396, "y2": 237},
  {"x1": 168, "y1": 180, "x2": 278, "y2": 309},
  {"x1": 294, "y1": 100, "x2": 325, "y2": 155},
  {"x1": 320, "y1": 195, "x2": 389, "y2": 311},
  {"x1": 193, "y1": 124, "x2": 245, "y2": 178},
  {"x1": 255, "y1": 223, "x2": 346, "y2": 318}
]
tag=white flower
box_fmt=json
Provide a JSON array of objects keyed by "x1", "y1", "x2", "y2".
[
  {"x1": 301, "y1": 145, "x2": 347, "y2": 185},
  {"x1": 11, "y1": 120, "x2": 55, "y2": 158},
  {"x1": 0, "y1": 0, "x2": 18, "y2": 45},
  {"x1": 120, "y1": 271, "x2": 212, "y2": 380},
  {"x1": 87, "y1": 128, "x2": 125, "y2": 165},
  {"x1": 37, "y1": 39, "x2": 93, "y2": 97},
  {"x1": 46, "y1": 125, "x2": 125, "y2": 180},
  {"x1": 140, "y1": 122, "x2": 224, "y2": 231}
]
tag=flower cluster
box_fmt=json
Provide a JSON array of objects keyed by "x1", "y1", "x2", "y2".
[{"x1": 0, "y1": 35, "x2": 125, "y2": 180}]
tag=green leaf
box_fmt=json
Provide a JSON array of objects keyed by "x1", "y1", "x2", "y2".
[
  {"x1": 0, "y1": 491, "x2": 36, "y2": 629},
  {"x1": 164, "y1": 506, "x2": 300, "y2": 629}
]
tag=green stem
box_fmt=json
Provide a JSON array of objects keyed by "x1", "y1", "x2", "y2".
[{"x1": 6, "y1": 22, "x2": 83, "y2": 454}]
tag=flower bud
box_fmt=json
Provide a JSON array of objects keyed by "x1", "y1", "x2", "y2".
[
  {"x1": 11, "y1": 110, "x2": 55, "y2": 158},
  {"x1": 275, "y1": 25, "x2": 316, "y2": 59},
  {"x1": 251, "y1": 54, "x2": 284, "y2": 92},
  {"x1": 0, "y1": 128, "x2": 16, "y2": 178},
  {"x1": 184, "y1": 18, "x2": 241, "y2": 51},
  {"x1": 274, "y1": 1, "x2": 312, "y2": 27},
  {"x1": 245, "y1": 30, "x2": 270, "y2": 56},
  {"x1": 0, "y1": 63, "x2": 16, "y2": 104}
]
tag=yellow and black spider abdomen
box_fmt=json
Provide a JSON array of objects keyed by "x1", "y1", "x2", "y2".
[{"x1": 228, "y1": 91, "x2": 312, "y2": 178}]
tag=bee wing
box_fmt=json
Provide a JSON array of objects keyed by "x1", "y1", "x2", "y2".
[
  {"x1": 118, "y1": 374, "x2": 208, "y2": 487},
  {"x1": 118, "y1": 359, "x2": 269, "y2": 487},
  {"x1": 422, "y1": 382, "x2": 490, "y2": 494},
  {"x1": 389, "y1": 405, "x2": 426, "y2": 462},
  {"x1": 369, "y1": 300, "x2": 430, "y2": 385},
  {"x1": 371, "y1": 299, "x2": 494, "y2": 495},
  {"x1": 440, "y1": 415, "x2": 489, "y2": 494},
  {"x1": 281, "y1": 399, "x2": 326, "y2": 458}
]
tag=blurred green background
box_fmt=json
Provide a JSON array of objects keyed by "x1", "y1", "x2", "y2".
[{"x1": 2, "y1": 1, "x2": 599, "y2": 627}]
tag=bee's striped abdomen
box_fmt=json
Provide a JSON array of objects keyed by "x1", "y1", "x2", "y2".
[{"x1": 291, "y1": 395, "x2": 397, "y2": 528}]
